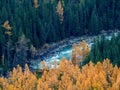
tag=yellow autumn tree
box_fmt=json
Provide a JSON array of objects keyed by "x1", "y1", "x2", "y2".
[
  {"x1": 33, "y1": 0, "x2": 39, "y2": 8},
  {"x1": 71, "y1": 40, "x2": 90, "y2": 65},
  {"x1": 56, "y1": 0, "x2": 64, "y2": 23},
  {"x1": 1, "y1": 59, "x2": 120, "y2": 89},
  {"x1": 0, "y1": 64, "x2": 37, "y2": 90},
  {"x1": 2, "y1": 20, "x2": 12, "y2": 36}
]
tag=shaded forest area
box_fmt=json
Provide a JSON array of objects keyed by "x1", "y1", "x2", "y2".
[
  {"x1": 0, "y1": 0, "x2": 120, "y2": 74},
  {"x1": 84, "y1": 34, "x2": 120, "y2": 67}
]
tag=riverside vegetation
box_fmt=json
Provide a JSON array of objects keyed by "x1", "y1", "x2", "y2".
[
  {"x1": 0, "y1": 0, "x2": 120, "y2": 74},
  {"x1": 1, "y1": 36, "x2": 120, "y2": 90},
  {"x1": 1, "y1": 0, "x2": 120, "y2": 89},
  {"x1": 1, "y1": 59, "x2": 120, "y2": 90}
]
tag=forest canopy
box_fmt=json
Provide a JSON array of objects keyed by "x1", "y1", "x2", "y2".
[
  {"x1": 0, "y1": 59, "x2": 120, "y2": 90},
  {"x1": 0, "y1": 0, "x2": 120, "y2": 78}
]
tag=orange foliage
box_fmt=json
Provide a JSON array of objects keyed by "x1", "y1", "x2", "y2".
[
  {"x1": 71, "y1": 40, "x2": 90, "y2": 65},
  {"x1": 2, "y1": 21, "x2": 12, "y2": 31},
  {"x1": 56, "y1": 0, "x2": 64, "y2": 23},
  {"x1": 1, "y1": 59, "x2": 120, "y2": 90},
  {"x1": 33, "y1": 0, "x2": 39, "y2": 8},
  {"x1": 2, "y1": 20, "x2": 12, "y2": 36}
]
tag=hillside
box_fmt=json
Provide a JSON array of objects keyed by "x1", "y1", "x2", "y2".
[{"x1": 0, "y1": 1, "x2": 120, "y2": 89}]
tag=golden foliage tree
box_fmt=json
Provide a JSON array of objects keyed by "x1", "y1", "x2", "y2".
[
  {"x1": 0, "y1": 64, "x2": 37, "y2": 90},
  {"x1": 71, "y1": 40, "x2": 90, "y2": 65},
  {"x1": 1, "y1": 20, "x2": 13, "y2": 69},
  {"x1": 56, "y1": 0, "x2": 64, "y2": 23},
  {"x1": 2, "y1": 20, "x2": 12, "y2": 36},
  {"x1": 1, "y1": 59, "x2": 120, "y2": 90},
  {"x1": 33, "y1": 0, "x2": 39, "y2": 8}
]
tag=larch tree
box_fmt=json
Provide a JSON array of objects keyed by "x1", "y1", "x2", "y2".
[
  {"x1": 33, "y1": 0, "x2": 39, "y2": 8},
  {"x1": 56, "y1": 0, "x2": 64, "y2": 23},
  {"x1": 2, "y1": 20, "x2": 13, "y2": 70},
  {"x1": 71, "y1": 40, "x2": 90, "y2": 66},
  {"x1": 1, "y1": 59, "x2": 120, "y2": 89},
  {"x1": 2, "y1": 20, "x2": 12, "y2": 32}
]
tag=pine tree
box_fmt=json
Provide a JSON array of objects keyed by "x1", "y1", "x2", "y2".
[
  {"x1": 13, "y1": 34, "x2": 29, "y2": 67},
  {"x1": 88, "y1": 8, "x2": 99, "y2": 34}
]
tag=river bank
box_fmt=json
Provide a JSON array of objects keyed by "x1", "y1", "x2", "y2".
[{"x1": 30, "y1": 30, "x2": 120, "y2": 70}]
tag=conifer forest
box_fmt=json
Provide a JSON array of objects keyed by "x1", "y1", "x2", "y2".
[{"x1": 1, "y1": 0, "x2": 120, "y2": 90}]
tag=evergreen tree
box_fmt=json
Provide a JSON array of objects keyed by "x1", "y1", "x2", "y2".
[
  {"x1": 13, "y1": 34, "x2": 29, "y2": 68},
  {"x1": 88, "y1": 8, "x2": 99, "y2": 34}
]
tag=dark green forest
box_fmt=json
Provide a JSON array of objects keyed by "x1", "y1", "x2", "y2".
[
  {"x1": 84, "y1": 33, "x2": 120, "y2": 67},
  {"x1": 0, "y1": 0, "x2": 120, "y2": 74}
]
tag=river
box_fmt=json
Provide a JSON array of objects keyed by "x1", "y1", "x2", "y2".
[{"x1": 30, "y1": 31, "x2": 119, "y2": 70}]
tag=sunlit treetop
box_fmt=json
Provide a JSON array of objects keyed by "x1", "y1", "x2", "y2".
[
  {"x1": 56, "y1": 0, "x2": 64, "y2": 23},
  {"x1": 71, "y1": 40, "x2": 90, "y2": 65},
  {"x1": 2, "y1": 20, "x2": 12, "y2": 36},
  {"x1": 33, "y1": 0, "x2": 39, "y2": 8},
  {"x1": 2, "y1": 20, "x2": 12, "y2": 31},
  {"x1": 0, "y1": 59, "x2": 120, "y2": 89}
]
